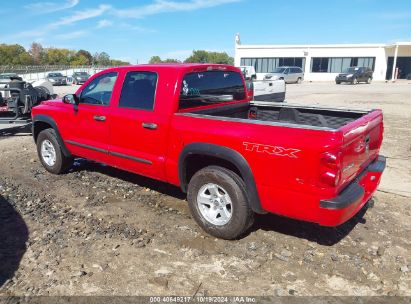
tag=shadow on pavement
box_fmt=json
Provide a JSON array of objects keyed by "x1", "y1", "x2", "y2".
[
  {"x1": 70, "y1": 159, "x2": 186, "y2": 200},
  {"x1": 0, "y1": 123, "x2": 31, "y2": 137},
  {"x1": 250, "y1": 205, "x2": 368, "y2": 246},
  {"x1": 68, "y1": 159, "x2": 368, "y2": 245},
  {"x1": 0, "y1": 194, "x2": 29, "y2": 288}
]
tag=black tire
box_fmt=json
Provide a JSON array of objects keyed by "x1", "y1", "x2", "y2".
[
  {"x1": 366, "y1": 77, "x2": 372, "y2": 84},
  {"x1": 187, "y1": 166, "x2": 254, "y2": 239},
  {"x1": 335, "y1": 81, "x2": 341, "y2": 84},
  {"x1": 296, "y1": 77, "x2": 302, "y2": 84},
  {"x1": 36, "y1": 128, "x2": 73, "y2": 174},
  {"x1": 351, "y1": 77, "x2": 358, "y2": 85}
]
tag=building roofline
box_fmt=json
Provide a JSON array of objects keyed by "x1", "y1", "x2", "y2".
[{"x1": 236, "y1": 42, "x2": 411, "y2": 49}]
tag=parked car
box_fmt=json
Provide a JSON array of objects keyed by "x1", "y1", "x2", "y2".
[
  {"x1": 0, "y1": 73, "x2": 21, "y2": 80},
  {"x1": 239, "y1": 66, "x2": 257, "y2": 80},
  {"x1": 264, "y1": 66, "x2": 304, "y2": 84},
  {"x1": 72, "y1": 72, "x2": 90, "y2": 85},
  {"x1": 46, "y1": 72, "x2": 67, "y2": 86},
  {"x1": 32, "y1": 64, "x2": 385, "y2": 239},
  {"x1": 335, "y1": 67, "x2": 373, "y2": 84}
]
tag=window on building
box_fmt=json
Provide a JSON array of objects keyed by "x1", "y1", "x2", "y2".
[
  {"x1": 311, "y1": 57, "x2": 375, "y2": 73},
  {"x1": 240, "y1": 57, "x2": 305, "y2": 73},
  {"x1": 311, "y1": 58, "x2": 329, "y2": 72}
]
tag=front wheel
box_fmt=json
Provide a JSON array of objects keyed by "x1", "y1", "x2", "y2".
[
  {"x1": 296, "y1": 77, "x2": 302, "y2": 84},
  {"x1": 36, "y1": 128, "x2": 73, "y2": 174},
  {"x1": 351, "y1": 77, "x2": 358, "y2": 85},
  {"x1": 335, "y1": 81, "x2": 341, "y2": 84},
  {"x1": 366, "y1": 77, "x2": 372, "y2": 84},
  {"x1": 187, "y1": 166, "x2": 254, "y2": 239}
]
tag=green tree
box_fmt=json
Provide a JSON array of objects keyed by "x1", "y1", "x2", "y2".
[
  {"x1": 110, "y1": 59, "x2": 130, "y2": 66},
  {"x1": 149, "y1": 56, "x2": 162, "y2": 64},
  {"x1": 184, "y1": 50, "x2": 234, "y2": 65},
  {"x1": 0, "y1": 43, "x2": 127, "y2": 66},
  {"x1": 70, "y1": 54, "x2": 89, "y2": 66},
  {"x1": 76, "y1": 49, "x2": 93, "y2": 65},
  {"x1": 95, "y1": 52, "x2": 111, "y2": 65},
  {"x1": 149, "y1": 56, "x2": 180, "y2": 64},
  {"x1": 45, "y1": 48, "x2": 72, "y2": 65},
  {"x1": 0, "y1": 44, "x2": 32, "y2": 65},
  {"x1": 163, "y1": 58, "x2": 181, "y2": 63}
]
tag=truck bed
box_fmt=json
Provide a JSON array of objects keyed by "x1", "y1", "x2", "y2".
[{"x1": 187, "y1": 103, "x2": 368, "y2": 130}]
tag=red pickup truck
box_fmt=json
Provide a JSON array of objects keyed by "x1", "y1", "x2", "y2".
[{"x1": 32, "y1": 64, "x2": 386, "y2": 239}]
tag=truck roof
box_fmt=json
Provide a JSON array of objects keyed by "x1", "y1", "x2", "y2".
[{"x1": 107, "y1": 63, "x2": 239, "y2": 73}]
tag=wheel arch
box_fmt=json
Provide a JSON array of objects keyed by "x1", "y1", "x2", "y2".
[
  {"x1": 179, "y1": 142, "x2": 265, "y2": 214},
  {"x1": 32, "y1": 114, "x2": 72, "y2": 158}
]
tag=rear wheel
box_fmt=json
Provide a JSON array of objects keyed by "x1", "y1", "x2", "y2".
[
  {"x1": 36, "y1": 128, "x2": 73, "y2": 174},
  {"x1": 296, "y1": 77, "x2": 302, "y2": 84},
  {"x1": 366, "y1": 77, "x2": 372, "y2": 84},
  {"x1": 336, "y1": 81, "x2": 341, "y2": 84},
  {"x1": 187, "y1": 166, "x2": 254, "y2": 239},
  {"x1": 351, "y1": 77, "x2": 358, "y2": 85}
]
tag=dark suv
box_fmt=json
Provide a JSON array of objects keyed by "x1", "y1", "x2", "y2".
[{"x1": 335, "y1": 67, "x2": 373, "y2": 85}]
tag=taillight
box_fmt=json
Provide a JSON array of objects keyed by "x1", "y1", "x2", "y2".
[
  {"x1": 319, "y1": 151, "x2": 342, "y2": 187},
  {"x1": 246, "y1": 81, "x2": 254, "y2": 101}
]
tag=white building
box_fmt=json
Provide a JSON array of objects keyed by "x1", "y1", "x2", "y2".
[{"x1": 234, "y1": 34, "x2": 411, "y2": 81}]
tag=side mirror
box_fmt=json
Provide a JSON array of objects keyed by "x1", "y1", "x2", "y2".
[{"x1": 62, "y1": 94, "x2": 79, "y2": 105}]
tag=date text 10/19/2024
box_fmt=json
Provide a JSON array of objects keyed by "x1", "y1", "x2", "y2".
[{"x1": 149, "y1": 296, "x2": 257, "y2": 303}]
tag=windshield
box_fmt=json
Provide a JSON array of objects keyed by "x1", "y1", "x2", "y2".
[
  {"x1": 49, "y1": 73, "x2": 63, "y2": 77},
  {"x1": 270, "y1": 68, "x2": 286, "y2": 73},
  {"x1": 179, "y1": 71, "x2": 246, "y2": 110},
  {"x1": 343, "y1": 67, "x2": 358, "y2": 74}
]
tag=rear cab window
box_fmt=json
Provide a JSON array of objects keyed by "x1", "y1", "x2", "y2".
[{"x1": 179, "y1": 71, "x2": 246, "y2": 110}]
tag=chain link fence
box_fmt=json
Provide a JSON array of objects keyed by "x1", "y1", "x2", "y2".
[{"x1": 0, "y1": 65, "x2": 114, "y2": 81}]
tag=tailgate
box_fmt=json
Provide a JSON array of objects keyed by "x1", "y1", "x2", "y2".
[
  {"x1": 338, "y1": 109, "x2": 383, "y2": 188},
  {"x1": 253, "y1": 80, "x2": 285, "y2": 101}
]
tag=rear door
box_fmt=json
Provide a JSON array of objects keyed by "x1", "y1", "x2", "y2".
[
  {"x1": 109, "y1": 70, "x2": 168, "y2": 180},
  {"x1": 284, "y1": 68, "x2": 292, "y2": 82}
]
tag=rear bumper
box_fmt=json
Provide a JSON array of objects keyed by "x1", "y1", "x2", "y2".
[
  {"x1": 318, "y1": 155, "x2": 386, "y2": 226},
  {"x1": 336, "y1": 77, "x2": 353, "y2": 82}
]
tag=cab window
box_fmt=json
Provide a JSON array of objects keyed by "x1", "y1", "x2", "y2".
[
  {"x1": 119, "y1": 71, "x2": 157, "y2": 110},
  {"x1": 80, "y1": 72, "x2": 118, "y2": 106},
  {"x1": 179, "y1": 71, "x2": 246, "y2": 110}
]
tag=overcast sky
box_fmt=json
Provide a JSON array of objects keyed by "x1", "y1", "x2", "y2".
[{"x1": 1, "y1": 0, "x2": 411, "y2": 63}]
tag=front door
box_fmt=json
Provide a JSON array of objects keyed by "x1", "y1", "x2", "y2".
[
  {"x1": 65, "y1": 72, "x2": 119, "y2": 164},
  {"x1": 109, "y1": 70, "x2": 168, "y2": 180}
]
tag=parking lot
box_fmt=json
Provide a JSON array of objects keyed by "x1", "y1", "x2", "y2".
[{"x1": 0, "y1": 81, "x2": 410, "y2": 296}]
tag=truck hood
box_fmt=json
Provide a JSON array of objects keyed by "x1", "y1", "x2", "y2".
[
  {"x1": 264, "y1": 73, "x2": 284, "y2": 79},
  {"x1": 40, "y1": 98, "x2": 63, "y2": 106}
]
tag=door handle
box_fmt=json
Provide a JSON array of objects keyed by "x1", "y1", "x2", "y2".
[
  {"x1": 93, "y1": 115, "x2": 106, "y2": 122},
  {"x1": 142, "y1": 122, "x2": 157, "y2": 130}
]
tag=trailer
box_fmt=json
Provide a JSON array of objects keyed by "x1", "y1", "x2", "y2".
[{"x1": 0, "y1": 75, "x2": 54, "y2": 123}]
